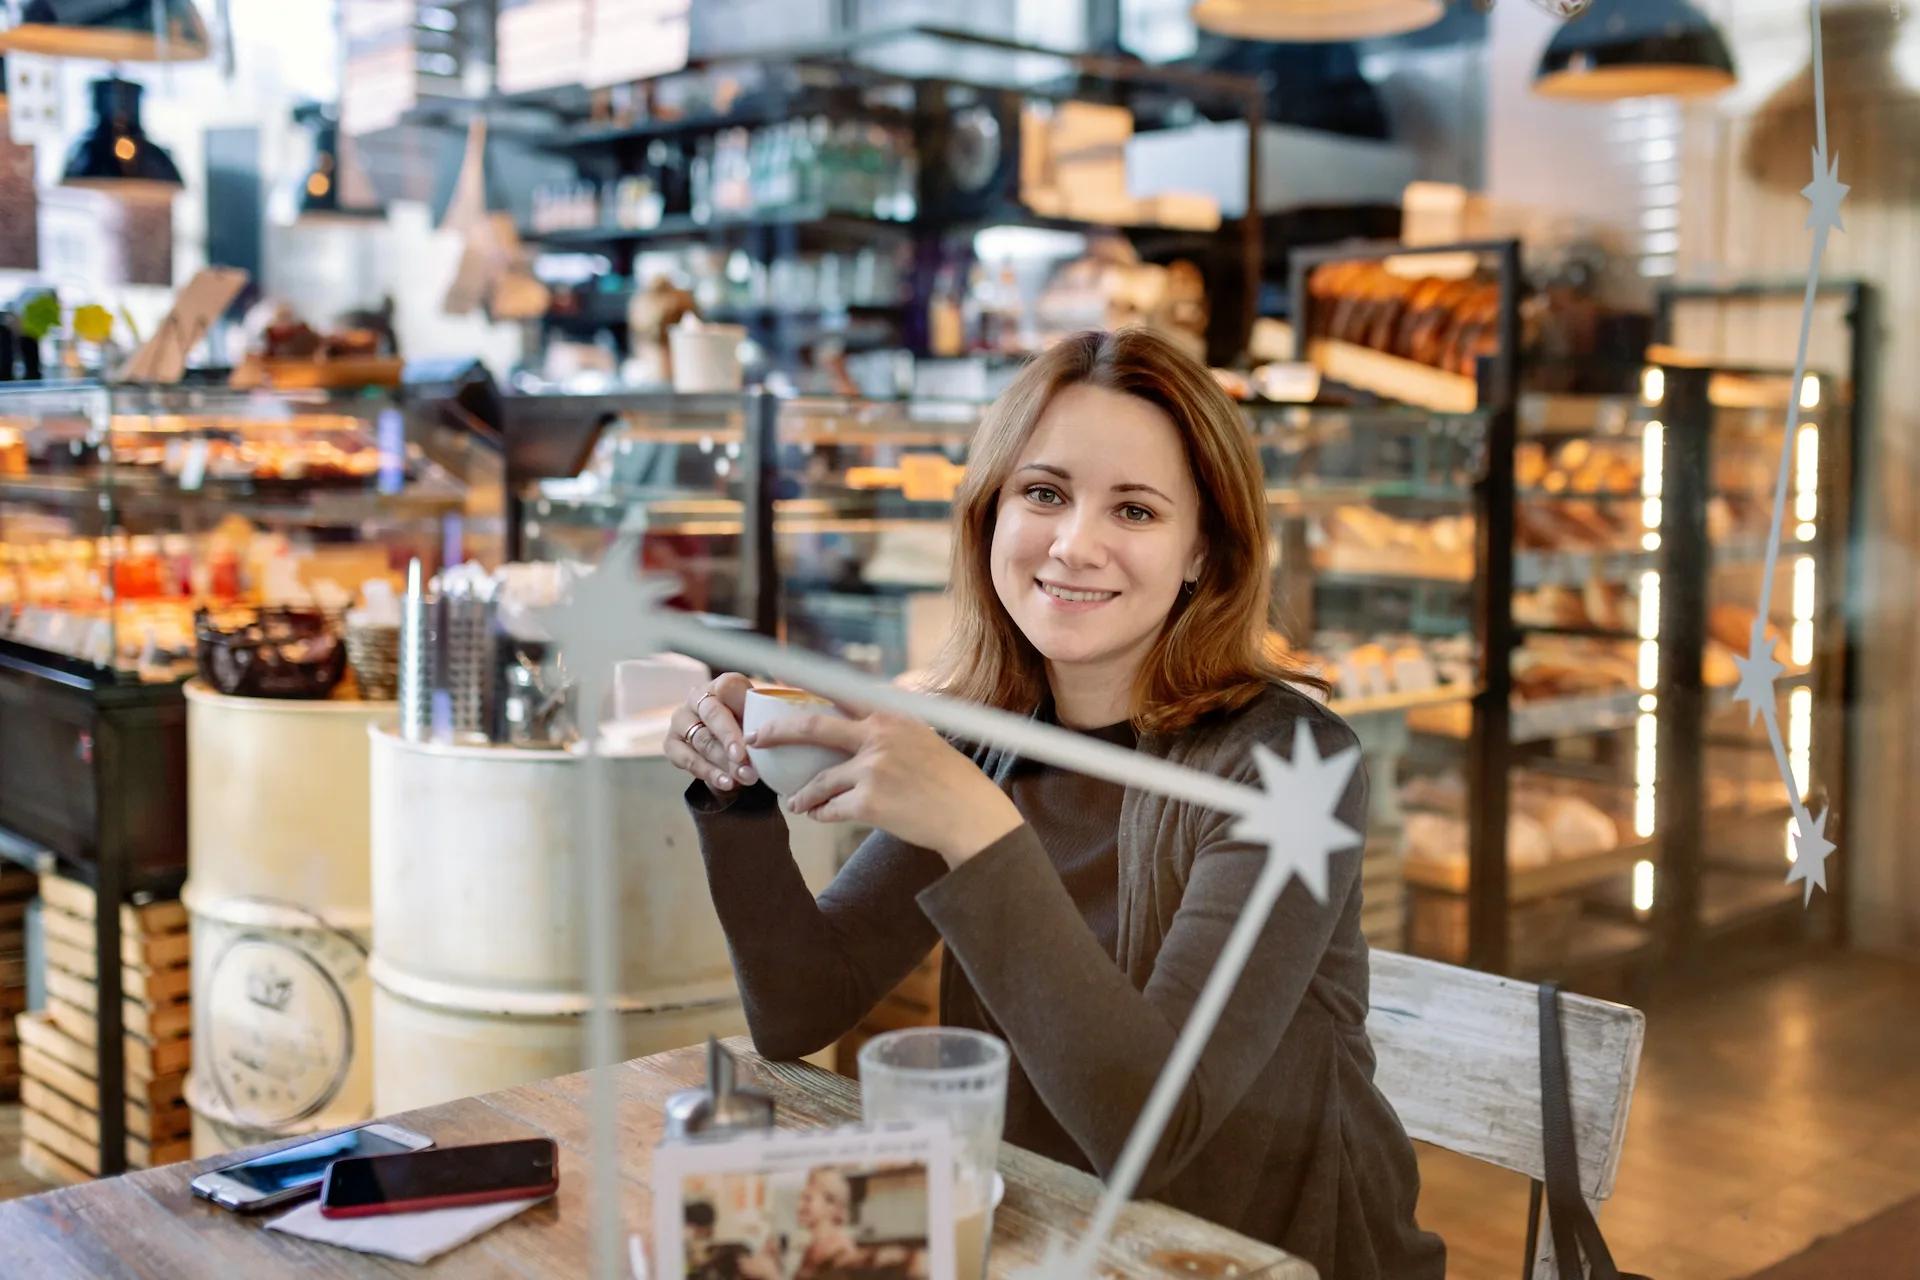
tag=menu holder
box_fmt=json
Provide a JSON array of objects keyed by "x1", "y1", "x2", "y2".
[{"x1": 653, "y1": 1122, "x2": 957, "y2": 1280}]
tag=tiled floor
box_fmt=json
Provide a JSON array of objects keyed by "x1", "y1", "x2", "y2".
[{"x1": 2, "y1": 945, "x2": 1917, "y2": 1280}]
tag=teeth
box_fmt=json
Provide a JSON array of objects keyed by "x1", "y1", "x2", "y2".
[{"x1": 1040, "y1": 582, "x2": 1116, "y2": 603}]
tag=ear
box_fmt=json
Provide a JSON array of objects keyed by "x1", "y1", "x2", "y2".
[{"x1": 1185, "y1": 541, "x2": 1207, "y2": 583}]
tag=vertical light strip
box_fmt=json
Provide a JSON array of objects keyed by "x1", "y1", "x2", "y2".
[
  {"x1": 1789, "y1": 685, "x2": 1813, "y2": 798},
  {"x1": 1794, "y1": 422, "x2": 1820, "y2": 527},
  {"x1": 1634, "y1": 712, "x2": 1659, "y2": 839},
  {"x1": 1792, "y1": 555, "x2": 1816, "y2": 667},
  {"x1": 1633, "y1": 858, "x2": 1656, "y2": 913},
  {"x1": 1635, "y1": 408, "x2": 1662, "y2": 841}
]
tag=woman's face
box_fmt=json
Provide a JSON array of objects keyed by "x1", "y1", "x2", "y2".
[
  {"x1": 990, "y1": 383, "x2": 1205, "y2": 684},
  {"x1": 796, "y1": 1170, "x2": 851, "y2": 1232}
]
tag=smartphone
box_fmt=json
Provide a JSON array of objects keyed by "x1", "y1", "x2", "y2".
[
  {"x1": 319, "y1": 1138, "x2": 559, "y2": 1219},
  {"x1": 191, "y1": 1123, "x2": 434, "y2": 1213}
]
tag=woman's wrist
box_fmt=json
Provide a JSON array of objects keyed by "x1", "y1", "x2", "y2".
[{"x1": 936, "y1": 795, "x2": 1025, "y2": 867}]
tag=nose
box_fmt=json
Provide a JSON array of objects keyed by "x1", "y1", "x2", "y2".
[{"x1": 1049, "y1": 505, "x2": 1109, "y2": 571}]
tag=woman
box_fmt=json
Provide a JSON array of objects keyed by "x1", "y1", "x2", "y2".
[
  {"x1": 666, "y1": 329, "x2": 1444, "y2": 1279},
  {"x1": 739, "y1": 1168, "x2": 928, "y2": 1280}
]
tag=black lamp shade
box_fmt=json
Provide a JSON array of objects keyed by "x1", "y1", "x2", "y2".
[
  {"x1": 1, "y1": 0, "x2": 209, "y2": 62},
  {"x1": 290, "y1": 103, "x2": 385, "y2": 223},
  {"x1": 62, "y1": 76, "x2": 183, "y2": 195},
  {"x1": 1535, "y1": 0, "x2": 1735, "y2": 99}
]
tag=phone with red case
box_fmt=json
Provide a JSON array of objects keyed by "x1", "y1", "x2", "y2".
[{"x1": 318, "y1": 1138, "x2": 559, "y2": 1218}]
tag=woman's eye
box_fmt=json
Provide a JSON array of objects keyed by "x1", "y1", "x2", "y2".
[
  {"x1": 1120, "y1": 504, "x2": 1155, "y2": 523},
  {"x1": 1025, "y1": 485, "x2": 1064, "y2": 505}
]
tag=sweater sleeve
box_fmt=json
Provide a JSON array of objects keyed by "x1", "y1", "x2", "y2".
[
  {"x1": 686, "y1": 780, "x2": 947, "y2": 1061},
  {"x1": 915, "y1": 712, "x2": 1368, "y2": 1195}
]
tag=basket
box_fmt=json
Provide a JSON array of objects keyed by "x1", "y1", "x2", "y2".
[
  {"x1": 194, "y1": 608, "x2": 347, "y2": 699},
  {"x1": 344, "y1": 620, "x2": 401, "y2": 701}
]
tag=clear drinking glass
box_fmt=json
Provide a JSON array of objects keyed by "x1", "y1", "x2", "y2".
[{"x1": 860, "y1": 1028, "x2": 1009, "y2": 1280}]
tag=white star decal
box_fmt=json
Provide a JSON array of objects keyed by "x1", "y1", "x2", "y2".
[
  {"x1": 1229, "y1": 719, "x2": 1364, "y2": 903},
  {"x1": 529, "y1": 539, "x2": 680, "y2": 737},
  {"x1": 1730, "y1": 630, "x2": 1786, "y2": 726},
  {"x1": 1802, "y1": 145, "x2": 1850, "y2": 235},
  {"x1": 1785, "y1": 807, "x2": 1835, "y2": 906}
]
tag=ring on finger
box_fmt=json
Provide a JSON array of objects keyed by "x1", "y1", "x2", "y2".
[
  {"x1": 694, "y1": 691, "x2": 719, "y2": 716},
  {"x1": 682, "y1": 721, "x2": 708, "y2": 746}
]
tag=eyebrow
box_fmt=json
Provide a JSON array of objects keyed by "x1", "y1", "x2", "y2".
[{"x1": 1016, "y1": 462, "x2": 1176, "y2": 505}]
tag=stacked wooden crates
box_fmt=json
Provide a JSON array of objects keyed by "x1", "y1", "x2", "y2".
[
  {"x1": 0, "y1": 865, "x2": 31, "y2": 1099},
  {"x1": 13, "y1": 872, "x2": 192, "y2": 1185}
]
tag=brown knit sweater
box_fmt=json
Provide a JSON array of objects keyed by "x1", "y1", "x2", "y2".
[{"x1": 686, "y1": 684, "x2": 1445, "y2": 1280}]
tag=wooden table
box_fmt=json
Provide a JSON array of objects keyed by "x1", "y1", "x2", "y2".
[{"x1": 0, "y1": 1040, "x2": 1314, "y2": 1278}]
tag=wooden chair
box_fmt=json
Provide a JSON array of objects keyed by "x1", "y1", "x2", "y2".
[{"x1": 1367, "y1": 951, "x2": 1647, "y2": 1280}]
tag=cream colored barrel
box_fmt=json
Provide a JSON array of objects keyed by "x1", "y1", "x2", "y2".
[
  {"x1": 182, "y1": 683, "x2": 389, "y2": 1156},
  {"x1": 369, "y1": 728, "x2": 843, "y2": 1113}
]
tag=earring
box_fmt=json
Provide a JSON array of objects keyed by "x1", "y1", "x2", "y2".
[{"x1": 1181, "y1": 579, "x2": 1197, "y2": 595}]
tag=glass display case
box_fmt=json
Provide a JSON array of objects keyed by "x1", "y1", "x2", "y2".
[{"x1": 0, "y1": 380, "x2": 468, "y2": 683}]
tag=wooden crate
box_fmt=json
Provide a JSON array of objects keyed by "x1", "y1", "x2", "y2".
[
  {"x1": 0, "y1": 864, "x2": 29, "y2": 1097},
  {"x1": 15, "y1": 1012, "x2": 192, "y2": 1176},
  {"x1": 13, "y1": 873, "x2": 193, "y2": 1180}
]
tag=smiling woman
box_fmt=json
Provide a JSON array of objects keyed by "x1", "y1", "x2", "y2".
[
  {"x1": 667, "y1": 328, "x2": 1445, "y2": 1280},
  {"x1": 937, "y1": 328, "x2": 1327, "y2": 733}
]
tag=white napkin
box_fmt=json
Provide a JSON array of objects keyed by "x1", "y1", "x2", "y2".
[{"x1": 266, "y1": 1195, "x2": 549, "y2": 1264}]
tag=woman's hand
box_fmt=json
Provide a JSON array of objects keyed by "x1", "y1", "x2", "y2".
[
  {"x1": 749, "y1": 709, "x2": 1023, "y2": 867},
  {"x1": 663, "y1": 672, "x2": 760, "y2": 794}
]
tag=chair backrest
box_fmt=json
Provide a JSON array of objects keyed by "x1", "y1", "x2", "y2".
[{"x1": 1366, "y1": 950, "x2": 1645, "y2": 1202}]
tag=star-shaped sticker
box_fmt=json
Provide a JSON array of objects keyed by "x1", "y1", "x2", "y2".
[
  {"x1": 1784, "y1": 806, "x2": 1836, "y2": 905},
  {"x1": 1228, "y1": 719, "x2": 1364, "y2": 904},
  {"x1": 1802, "y1": 145, "x2": 1850, "y2": 235},
  {"x1": 530, "y1": 539, "x2": 680, "y2": 739},
  {"x1": 1730, "y1": 627, "x2": 1786, "y2": 725}
]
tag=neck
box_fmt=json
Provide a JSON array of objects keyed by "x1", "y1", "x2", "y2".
[{"x1": 1046, "y1": 657, "x2": 1140, "y2": 729}]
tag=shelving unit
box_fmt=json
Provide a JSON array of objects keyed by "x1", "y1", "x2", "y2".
[{"x1": 520, "y1": 25, "x2": 1268, "y2": 371}]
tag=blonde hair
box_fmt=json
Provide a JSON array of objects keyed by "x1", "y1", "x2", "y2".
[{"x1": 929, "y1": 328, "x2": 1324, "y2": 734}]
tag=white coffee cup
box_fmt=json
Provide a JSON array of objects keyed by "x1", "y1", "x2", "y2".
[{"x1": 743, "y1": 687, "x2": 850, "y2": 796}]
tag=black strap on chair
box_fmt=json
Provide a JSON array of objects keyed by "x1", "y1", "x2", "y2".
[{"x1": 1523, "y1": 982, "x2": 1650, "y2": 1280}]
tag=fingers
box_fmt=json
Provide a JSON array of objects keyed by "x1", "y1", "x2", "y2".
[
  {"x1": 689, "y1": 679, "x2": 758, "y2": 787},
  {"x1": 665, "y1": 706, "x2": 754, "y2": 792},
  {"x1": 709, "y1": 671, "x2": 754, "y2": 719},
  {"x1": 662, "y1": 735, "x2": 740, "y2": 794},
  {"x1": 785, "y1": 759, "x2": 859, "y2": 817},
  {"x1": 747, "y1": 712, "x2": 866, "y2": 753}
]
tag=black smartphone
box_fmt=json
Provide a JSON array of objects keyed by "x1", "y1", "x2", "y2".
[
  {"x1": 190, "y1": 1123, "x2": 434, "y2": 1212},
  {"x1": 319, "y1": 1138, "x2": 560, "y2": 1219}
]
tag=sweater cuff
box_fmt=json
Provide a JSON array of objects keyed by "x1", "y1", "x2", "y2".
[
  {"x1": 915, "y1": 823, "x2": 1057, "y2": 938},
  {"x1": 684, "y1": 777, "x2": 780, "y2": 817}
]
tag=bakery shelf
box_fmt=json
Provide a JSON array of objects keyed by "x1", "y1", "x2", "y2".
[
  {"x1": 1406, "y1": 838, "x2": 1648, "y2": 902},
  {"x1": 1514, "y1": 917, "x2": 1654, "y2": 982},
  {"x1": 1514, "y1": 622, "x2": 1640, "y2": 642},
  {"x1": 1305, "y1": 340, "x2": 1479, "y2": 415},
  {"x1": 524, "y1": 207, "x2": 916, "y2": 249},
  {"x1": 1407, "y1": 687, "x2": 1641, "y2": 743},
  {"x1": 1696, "y1": 869, "x2": 1803, "y2": 934},
  {"x1": 1327, "y1": 683, "x2": 1477, "y2": 721},
  {"x1": 1513, "y1": 547, "x2": 1658, "y2": 590}
]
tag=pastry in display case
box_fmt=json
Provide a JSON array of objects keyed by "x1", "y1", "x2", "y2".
[{"x1": 0, "y1": 381, "x2": 468, "y2": 684}]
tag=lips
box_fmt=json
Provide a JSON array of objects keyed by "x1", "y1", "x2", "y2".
[{"x1": 1037, "y1": 579, "x2": 1119, "y2": 606}]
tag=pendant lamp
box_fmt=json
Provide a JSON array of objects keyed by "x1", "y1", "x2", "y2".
[
  {"x1": 0, "y1": 0, "x2": 209, "y2": 62},
  {"x1": 1190, "y1": 0, "x2": 1445, "y2": 42},
  {"x1": 1534, "y1": 0, "x2": 1735, "y2": 100},
  {"x1": 61, "y1": 75, "x2": 182, "y2": 196},
  {"x1": 290, "y1": 102, "x2": 385, "y2": 224}
]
